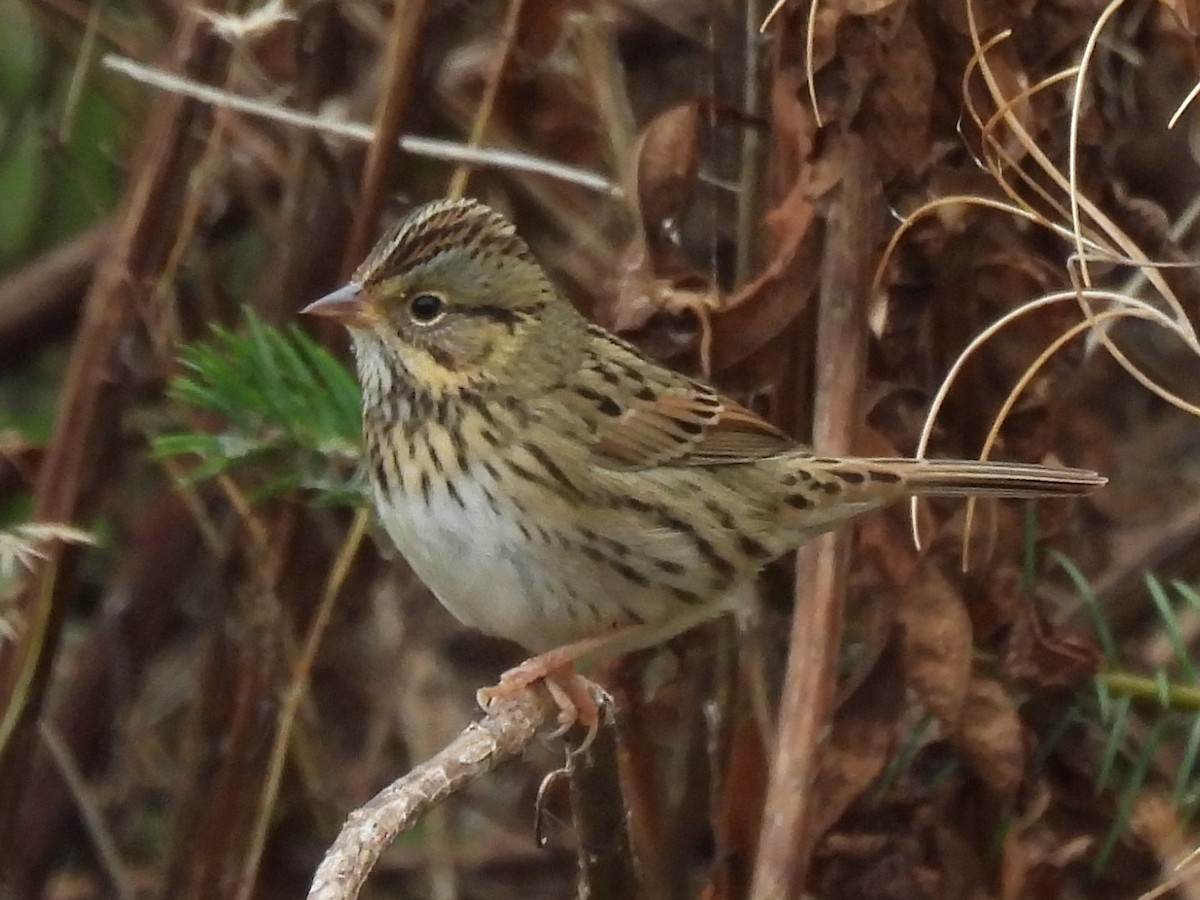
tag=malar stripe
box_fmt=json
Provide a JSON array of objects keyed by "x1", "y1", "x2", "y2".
[{"x1": 426, "y1": 343, "x2": 459, "y2": 371}]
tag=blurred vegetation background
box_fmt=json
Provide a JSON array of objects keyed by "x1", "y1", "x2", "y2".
[{"x1": 1, "y1": 0, "x2": 1199, "y2": 898}]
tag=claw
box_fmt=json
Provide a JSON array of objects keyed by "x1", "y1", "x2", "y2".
[
  {"x1": 477, "y1": 656, "x2": 607, "y2": 751},
  {"x1": 544, "y1": 678, "x2": 581, "y2": 739}
]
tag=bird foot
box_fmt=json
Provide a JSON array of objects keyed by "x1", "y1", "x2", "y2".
[{"x1": 477, "y1": 656, "x2": 608, "y2": 752}]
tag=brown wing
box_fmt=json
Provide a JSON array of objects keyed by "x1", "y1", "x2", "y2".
[{"x1": 555, "y1": 326, "x2": 794, "y2": 469}]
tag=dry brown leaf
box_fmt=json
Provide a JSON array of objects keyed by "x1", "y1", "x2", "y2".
[
  {"x1": 1163, "y1": 0, "x2": 1200, "y2": 36},
  {"x1": 807, "y1": 6, "x2": 843, "y2": 75},
  {"x1": 711, "y1": 70, "x2": 821, "y2": 374},
  {"x1": 895, "y1": 560, "x2": 974, "y2": 728},
  {"x1": 626, "y1": 100, "x2": 700, "y2": 231},
  {"x1": 964, "y1": 38, "x2": 1035, "y2": 167},
  {"x1": 933, "y1": 819, "x2": 994, "y2": 900},
  {"x1": 818, "y1": 830, "x2": 942, "y2": 900},
  {"x1": 953, "y1": 676, "x2": 1025, "y2": 797},
  {"x1": 856, "y1": 514, "x2": 976, "y2": 729},
  {"x1": 863, "y1": 13, "x2": 934, "y2": 180},
  {"x1": 1002, "y1": 598, "x2": 1101, "y2": 690},
  {"x1": 997, "y1": 784, "x2": 1091, "y2": 900},
  {"x1": 514, "y1": 0, "x2": 572, "y2": 61},
  {"x1": 605, "y1": 100, "x2": 721, "y2": 368},
  {"x1": 808, "y1": 637, "x2": 906, "y2": 844}
]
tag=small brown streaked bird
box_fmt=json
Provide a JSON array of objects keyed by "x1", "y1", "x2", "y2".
[{"x1": 303, "y1": 198, "x2": 1105, "y2": 731}]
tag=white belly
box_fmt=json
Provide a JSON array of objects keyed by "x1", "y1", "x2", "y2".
[
  {"x1": 368, "y1": 457, "x2": 748, "y2": 655},
  {"x1": 372, "y1": 476, "x2": 577, "y2": 651}
]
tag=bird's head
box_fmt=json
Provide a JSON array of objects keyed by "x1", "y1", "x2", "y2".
[{"x1": 303, "y1": 199, "x2": 587, "y2": 398}]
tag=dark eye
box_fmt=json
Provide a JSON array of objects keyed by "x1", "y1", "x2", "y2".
[{"x1": 408, "y1": 292, "x2": 445, "y2": 324}]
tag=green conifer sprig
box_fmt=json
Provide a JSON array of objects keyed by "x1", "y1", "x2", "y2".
[{"x1": 153, "y1": 312, "x2": 365, "y2": 504}]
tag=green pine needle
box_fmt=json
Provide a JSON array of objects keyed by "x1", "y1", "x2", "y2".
[
  {"x1": 1044, "y1": 556, "x2": 1200, "y2": 865},
  {"x1": 153, "y1": 311, "x2": 365, "y2": 504}
]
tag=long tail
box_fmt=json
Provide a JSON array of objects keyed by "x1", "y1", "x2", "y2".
[
  {"x1": 796, "y1": 456, "x2": 1106, "y2": 500},
  {"x1": 876, "y1": 458, "x2": 1105, "y2": 498},
  {"x1": 769, "y1": 455, "x2": 1103, "y2": 544}
]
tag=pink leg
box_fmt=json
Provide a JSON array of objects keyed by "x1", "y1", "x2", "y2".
[{"x1": 476, "y1": 631, "x2": 621, "y2": 748}]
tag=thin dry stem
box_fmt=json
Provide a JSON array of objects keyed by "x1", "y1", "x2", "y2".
[
  {"x1": 966, "y1": 0, "x2": 1196, "y2": 339},
  {"x1": 908, "y1": 288, "x2": 1173, "y2": 549},
  {"x1": 156, "y1": 459, "x2": 225, "y2": 554},
  {"x1": 1137, "y1": 844, "x2": 1200, "y2": 900},
  {"x1": 961, "y1": 307, "x2": 1135, "y2": 567},
  {"x1": 40, "y1": 722, "x2": 136, "y2": 900},
  {"x1": 964, "y1": 7, "x2": 1180, "y2": 307},
  {"x1": 574, "y1": 12, "x2": 637, "y2": 180},
  {"x1": 0, "y1": 220, "x2": 110, "y2": 350},
  {"x1": 888, "y1": 2, "x2": 1200, "y2": 553},
  {"x1": 872, "y1": 193, "x2": 1106, "y2": 298},
  {"x1": 56, "y1": 0, "x2": 101, "y2": 144},
  {"x1": 343, "y1": 0, "x2": 430, "y2": 270},
  {"x1": 238, "y1": 509, "x2": 371, "y2": 900},
  {"x1": 447, "y1": 0, "x2": 524, "y2": 200},
  {"x1": 736, "y1": 0, "x2": 766, "y2": 285},
  {"x1": 1167, "y1": 80, "x2": 1200, "y2": 130},
  {"x1": 1065, "y1": 0, "x2": 1128, "y2": 291},
  {"x1": 101, "y1": 55, "x2": 620, "y2": 197},
  {"x1": 0, "y1": 16, "x2": 229, "y2": 870},
  {"x1": 750, "y1": 135, "x2": 873, "y2": 900},
  {"x1": 804, "y1": 0, "x2": 822, "y2": 127},
  {"x1": 30, "y1": 0, "x2": 143, "y2": 56},
  {"x1": 760, "y1": 0, "x2": 790, "y2": 32}
]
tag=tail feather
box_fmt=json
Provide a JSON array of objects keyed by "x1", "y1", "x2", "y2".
[{"x1": 812, "y1": 457, "x2": 1106, "y2": 500}]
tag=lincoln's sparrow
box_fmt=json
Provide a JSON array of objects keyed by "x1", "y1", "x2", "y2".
[{"x1": 304, "y1": 198, "x2": 1104, "y2": 728}]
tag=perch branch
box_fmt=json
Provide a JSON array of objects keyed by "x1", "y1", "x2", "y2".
[{"x1": 308, "y1": 690, "x2": 552, "y2": 900}]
